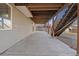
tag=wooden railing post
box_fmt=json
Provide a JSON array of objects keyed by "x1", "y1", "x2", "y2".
[
  {"x1": 52, "y1": 18, "x2": 55, "y2": 37},
  {"x1": 77, "y1": 3, "x2": 79, "y2": 55}
]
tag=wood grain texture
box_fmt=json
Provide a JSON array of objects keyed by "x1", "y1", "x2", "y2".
[
  {"x1": 77, "y1": 4, "x2": 79, "y2": 54},
  {"x1": 15, "y1": 3, "x2": 64, "y2": 24}
]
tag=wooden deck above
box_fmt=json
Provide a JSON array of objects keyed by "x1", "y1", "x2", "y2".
[{"x1": 15, "y1": 3, "x2": 64, "y2": 24}]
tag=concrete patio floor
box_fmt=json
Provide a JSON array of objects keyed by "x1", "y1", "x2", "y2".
[{"x1": 0, "y1": 31, "x2": 76, "y2": 56}]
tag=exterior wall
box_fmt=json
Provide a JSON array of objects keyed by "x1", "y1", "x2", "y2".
[{"x1": 0, "y1": 4, "x2": 34, "y2": 53}]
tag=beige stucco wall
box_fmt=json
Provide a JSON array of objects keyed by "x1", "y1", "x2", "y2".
[{"x1": 0, "y1": 4, "x2": 34, "y2": 53}]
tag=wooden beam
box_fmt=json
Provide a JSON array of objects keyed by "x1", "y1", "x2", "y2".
[
  {"x1": 77, "y1": 4, "x2": 79, "y2": 55},
  {"x1": 32, "y1": 15, "x2": 50, "y2": 24},
  {"x1": 15, "y1": 3, "x2": 64, "y2": 11},
  {"x1": 15, "y1": 3, "x2": 28, "y2": 6},
  {"x1": 32, "y1": 19, "x2": 49, "y2": 24},
  {"x1": 31, "y1": 10, "x2": 56, "y2": 14},
  {"x1": 33, "y1": 15, "x2": 51, "y2": 18},
  {"x1": 27, "y1": 3, "x2": 63, "y2": 7},
  {"x1": 28, "y1": 7, "x2": 60, "y2": 11},
  {"x1": 31, "y1": 11, "x2": 56, "y2": 16},
  {"x1": 15, "y1": 3, "x2": 64, "y2": 7}
]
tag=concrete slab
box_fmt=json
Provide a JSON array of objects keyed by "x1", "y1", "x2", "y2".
[{"x1": 0, "y1": 31, "x2": 76, "y2": 56}]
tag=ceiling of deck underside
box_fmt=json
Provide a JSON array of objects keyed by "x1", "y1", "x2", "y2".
[{"x1": 15, "y1": 3, "x2": 65, "y2": 24}]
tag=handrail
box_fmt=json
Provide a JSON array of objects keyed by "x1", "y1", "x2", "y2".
[
  {"x1": 50, "y1": 4, "x2": 71, "y2": 36},
  {"x1": 51, "y1": 3, "x2": 71, "y2": 22},
  {"x1": 55, "y1": 10, "x2": 77, "y2": 34},
  {"x1": 55, "y1": 16, "x2": 77, "y2": 36},
  {"x1": 63, "y1": 9, "x2": 77, "y2": 26},
  {"x1": 59, "y1": 3, "x2": 76, "y2": 23},
  {"x1": 54, "y1": 3, "x2": 76, "y2": 32}
]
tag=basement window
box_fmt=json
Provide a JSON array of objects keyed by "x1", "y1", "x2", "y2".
[{"x1": 0, "y1": 3, "x2": 12, "y2": 30}]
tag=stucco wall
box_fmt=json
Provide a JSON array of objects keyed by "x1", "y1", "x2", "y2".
[{"x1": 0, "y1": 4, "x2": 34, "y2": 53}]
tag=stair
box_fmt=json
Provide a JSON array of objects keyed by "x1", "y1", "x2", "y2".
[{"x1": 51, "y1": 4, "x2": 77, "y2": 36}]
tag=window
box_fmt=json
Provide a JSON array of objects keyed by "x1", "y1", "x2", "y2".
[{"x1": 0, "y1": 3, "x2": 12, "y2": 30}]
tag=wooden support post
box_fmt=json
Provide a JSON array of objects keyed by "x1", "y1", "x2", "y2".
[
  {"x1": 52, "y1": 18, "x2": 55, "y2": 37},
  {"x1": 1, "y1": 17, "x2": 4, "y2": 29},
  {"x1": 77, "y1": 4, "x2": 79, "y2": 55}
]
